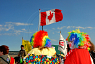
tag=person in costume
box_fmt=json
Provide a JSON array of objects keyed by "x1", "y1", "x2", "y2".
[
  {"x1": 0, "y1": 45, "x2": 15, "y2": 64},
  {"x1": 18, "y1": 45, "x2": 27, "y2": 58},
  {"x1": 59, "y1": 44, "x2": 71, "y2": 64},
  {"x1": 64, "y1": 29, "x2": 94, "y2": 64},
  {"x1": 24, "y1": 30, "x2": 60, "y2": 64},
  {"x1": 25, "y1": 30, "x2": 56, "y2": 57}
]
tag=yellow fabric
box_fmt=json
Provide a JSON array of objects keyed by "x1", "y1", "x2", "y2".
[
  {"x1": 25, "y1": 47, "x2": 56, "y2": 58},
  {"x1": 41, "y1": 48, "x2": 49, "y2": 55},
  {"x1": 22, "y1": 39, "x2": 32, "y2": 53},
  {"x1": 59, "y1": 54, "x2": 65, "y2": 57}
]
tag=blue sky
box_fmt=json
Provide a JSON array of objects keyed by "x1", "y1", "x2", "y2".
[{"x1": 0, "y1": 0, "x2": 95, "y2": 51}]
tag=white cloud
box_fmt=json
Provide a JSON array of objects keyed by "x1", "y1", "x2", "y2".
[
  {"x1": 22, "y1": 29, "x2": 26, "y2": 31},
  {"x1": 14, "y1": 30, "x2": 23, "y2": 35},
  {"x1": 52, "y1": 32, "x2": 54, "y2": 34},
  {"x1": 86, "y1": 27, "x2": 93, "y2": 29},
  {"x1": 57, "y1": 31, "x2": 60, "y2": 33},
  {"x1": 14, "y1": 22, "x2": 33, "y2": 26},
  {"x1": 44, "y1": 29, "x2": 47, "y2": 30},
  {"x1": 67, "y1": 26, "x2": 71, "y2": 29},
  {"x1": 6, "y1": 22, "x2": 33, "y2": 26},
  {"x1": 0, "y1": 28, "x2": 3, "y2": 31},
  {"x1": 6, "y1": 24, "x2": 14, "y2": 31},
  {"x1": 72, "y1": 26, "x2": 75, "y2": 28},
  {"x1": 5, "y1": 22, "x2": 13, "y2": 23},
  {"x1": 0, "y1": 25, "x2": 2, "y2": 26},
  {"x1": 75, "y1": 26, "x2": 85, "y2": 29},
  {"x1": 4, "y1": 25, "x2": 7, "y2": 27},
  {"x1": 0, "y1": 22, "x2": 95, "y2": 36},
  {"x1": 3, "y1": 33, "x2": 13, "y2": 35},
  {"x1": 52, "y1": 28, "x2": 55, "y2": 30},
  {"x1": 51, "y1": 39, "x2": 57, "y2": 41},
  {"x1": 14, "y1": 30, "x2": 23, "y2": 33},
  {"x1": 57, "y1": 26, "x2": 94, "y2": 30},
  {"x1": 0, "y1": 33, "x2": 13, "y2": 36},
  {"x1": 0, "y1": 24, "x2": 14, "y2": 31},
  {"x1": 0, "y1": 22, "x2": 34, "y2": 35},
  {"x1": 67, "y1": 26, "x2": 94, "y2": 29},
  {"x1": 57, "y1": 26, "x2": 66, "y2": 30},
  {"x1": 25, "y1": 32, "x2": 32, "y2": 33}
]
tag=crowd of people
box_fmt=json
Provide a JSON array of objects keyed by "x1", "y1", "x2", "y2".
[
  {"x1": 0, "y1": 41, "x2": 95, "y2": 64},
  {"x1": 0, "y1": 45, "x2": 15, "y2": 64},
  {"x1": 0, "y1": 45, "x2": 27, "y2": 64},
  {"x1": 59, "y1": 40, "x2": 95, "y2": 64},
  {"x1": 0, "y1": 43, "x2": 95, "y2": 64}
]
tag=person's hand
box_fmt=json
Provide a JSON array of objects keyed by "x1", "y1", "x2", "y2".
[
  {"x1": 15, "y1": 62, "x2": 18, "y2": 64},
  {"x1": 23, "y1": 57, "x2": 26, "y2": 61},
  {"x1": 18, "y1": 54, "x2": 20, "y2": 56},
  {"x1": 59, "y1": 57, "x2": 62, "y2": 62}
]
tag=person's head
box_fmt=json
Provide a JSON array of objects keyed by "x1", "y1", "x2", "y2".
[
  {"x1": 66, "y1": 29, "x2": 91, "y2": 51},
  {"x1": 89, "y1": 40, "x2": 94, "y2": 52},
  {"x1": 21, "y1": 45, "x2": 24, "y2": 50},
  {"x1": 0, "y1": 45, "x2": 9, "y2": 56}
]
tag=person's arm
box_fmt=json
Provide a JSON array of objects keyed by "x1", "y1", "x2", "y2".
[
  {"x1": 59, "y1": 57, "x2": 62, "y2": 63},
  {"x1": 18, "y1": 51, "x2": 20, "y2": 57},
  {"x1": 24, "y1": 51, "x2": 27, "y2": 56}
]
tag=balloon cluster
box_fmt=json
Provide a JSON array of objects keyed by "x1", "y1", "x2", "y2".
[
  {"x1": 30, "y1": 30, "x2": 51, "y2": 48},
  {"x1": 25, "y1": 54, "x2": 60, "y2": 64},
  {"x1": 66, "y1": 29, "x2": 91, "y2": 51}
]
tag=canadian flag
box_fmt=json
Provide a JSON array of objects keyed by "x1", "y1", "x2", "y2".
[
  {"x1": 40, "y1": 9, "x2": 63, "y2": 26},
  {"x1": 58, "y1": 31, "x2": 67, "y2": 56}
]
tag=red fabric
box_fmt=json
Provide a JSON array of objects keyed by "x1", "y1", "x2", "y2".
[
  {"x1": 40, "y1": 9, "x2": 63, "y2": 26},
  {"x1": 10, "y1": 57, "x2": 14, "y2": 64},
  {"x1": 59, "y1": 41, "x2": 64, "y2": 46},
  {"x1": 55, "y1": 9, "x2": 63, "y2": 22},
  {"x1": 40, "y1": 12, "x2": 46, "y2": 26},
  {"x1": 48, "y1": 11, "x2": 53, "y2": 21},
  {"x1": 64, "y1": 48, "x2": 92, "y2": 64}
]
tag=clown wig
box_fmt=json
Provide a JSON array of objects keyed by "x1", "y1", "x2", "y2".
[
  {"x1": 66, "y1": 29, "x2": 91, "y2": 51},
  {"x1": 30, "y1": 30, "x2": 51, "y2": 48}
]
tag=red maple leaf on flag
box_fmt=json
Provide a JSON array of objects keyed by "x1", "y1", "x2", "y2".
[{"x1": 48, "y1": 11, "x2": 53, "y2": 21}]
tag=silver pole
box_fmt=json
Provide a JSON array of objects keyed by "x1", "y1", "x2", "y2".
[{"x1": 38, "y1": 9, "x2": 41, "y2": 31}]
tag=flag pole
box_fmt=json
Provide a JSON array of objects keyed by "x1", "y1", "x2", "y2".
[
  {"x1": 42, "y1": 26, "x2": 43, "y2": 31},
  {"x1": 60, "y1": 31, "x2": 61, "y2": 55},
  {"x1": 22, "y1": 37, "x2": 23, "y2": 45},
  {"x1": 22, "y1": 37, "x2": 23, "y2": 40},
  {"x1": 60, "y1": 51, "x2": 61, "y2": 54},
  {"x1": 38, "y1": 9, "x2": 41, "y2": 31}
]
